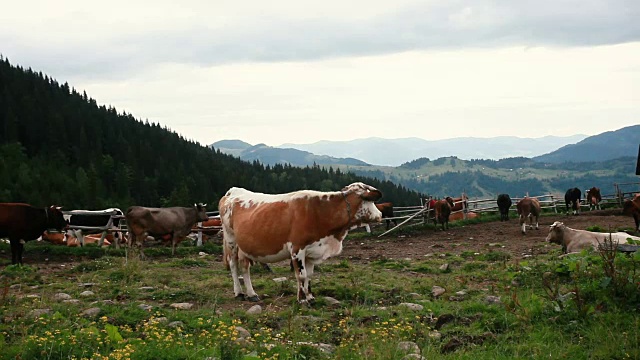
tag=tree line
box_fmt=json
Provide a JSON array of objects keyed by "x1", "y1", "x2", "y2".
[{"x1": 0, "y1": 56, "x2": 423, "y2": 210}]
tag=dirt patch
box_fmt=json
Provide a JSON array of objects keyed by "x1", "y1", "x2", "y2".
[{"x1": 342, "y1": 209, "x2": 635, "y2": 262}]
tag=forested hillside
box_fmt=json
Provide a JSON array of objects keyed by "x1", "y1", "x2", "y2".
[
  {"x1": 347, "y1": 156, "x2": 640, "y2": 199},
  {"x1": 0, "y1": 57, "x2": 422, "y2": 209}
]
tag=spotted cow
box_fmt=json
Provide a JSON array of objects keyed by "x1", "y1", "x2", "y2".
[{"x1": 219, "y1": 182, "x2": 383, "y2": 304}]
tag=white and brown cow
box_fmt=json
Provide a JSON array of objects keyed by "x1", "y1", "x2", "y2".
[
  {"x1": 219, "y1": 182, "x2": 383, "y2": 304},
  {"x1": 516, "y1": 196, "x2": 541, "y2": 234}
]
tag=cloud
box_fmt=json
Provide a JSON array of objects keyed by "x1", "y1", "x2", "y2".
[{"x1": 2, "y1": 0, "x2": 639, "y2": 79}]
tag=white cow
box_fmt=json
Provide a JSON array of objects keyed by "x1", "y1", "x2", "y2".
[{"x1": 545, "y1": 221, "x2": 640, "y2": 255}]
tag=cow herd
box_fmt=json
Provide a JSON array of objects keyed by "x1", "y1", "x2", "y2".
[{"x1": 1, "y1": 183, "x2": 638, "y2": 305}]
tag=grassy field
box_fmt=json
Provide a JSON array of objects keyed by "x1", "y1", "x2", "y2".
[{"x1": 1, "y1": 227, "x2": 639, "y2": 360}]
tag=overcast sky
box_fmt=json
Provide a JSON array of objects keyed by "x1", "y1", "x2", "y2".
[{"x1": 2, "y1": 0, "x2": 639, "y2": 146}]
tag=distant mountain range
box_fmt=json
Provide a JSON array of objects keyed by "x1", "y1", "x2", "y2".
[
  {"x1": 533, "y1": 125, "x2": 640, "y2": 163},
  {"x1": 279, "y1": 135, "x2": 588, "y2": 166},
  {"x1": 211, "y1": 140, "x2": 369, "y2": 167},
  {"x1": 211, "y1": 125, "x2": 640, "y2": 168}
]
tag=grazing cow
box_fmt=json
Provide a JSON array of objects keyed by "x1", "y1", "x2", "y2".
[
  {"x1": 126, "y1": 204, "x2": 209, "y2": 257},
  {"x1": 219, "y1": 182, "x2": 383, "y2": 304},
  {"x1": 546, "y1": 221, "x2": 639, "y2": 255},
  {"x1": 496, "y1": 194, "x2": 512, "y2": 221},
  {"x1": 433, "y1": 198, "x2": 453, "y2": 231},
  {"x1": 586, "y1": 187, "x2": 602, "y2": 211},
  {"x1": 0, "y1": 203, "x2": 68, "y2": 265},
  {"x1": 516, "y1": 197, "x2": 541, "y2": 234},
  {"x1": 564, "y1": 188, "x2": 582, "y2": 215},
  {"x1": 66, "y1": 208, "x2": 124, "y2": 247},
  {"x1": 375, "y1": 202, "x2": 398, "y2": 230},
  {"x1": 623, "y1": 194, "x2": 640, "y2": 232}
]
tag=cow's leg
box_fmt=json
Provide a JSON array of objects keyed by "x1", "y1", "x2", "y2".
[
  {"x1": 10, "y1": 239, "x2": 20, "y2": 265},
  {"x1": 634, "y1": 212, "x2": 640, "y2": 232},
  {"x1": 520, "y1": 216, "x2": 526, "y2": 234},
  {"x1": 240, "y1": 257, "x2": 259, "y2": 302},
  {"x1": 291, "y1": 249, "x2": 314, "y2": 304},
  {"x1": 225, "y1": 238, "x2": 246, "y2": 300}
]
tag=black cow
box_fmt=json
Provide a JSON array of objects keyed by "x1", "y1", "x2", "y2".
[
  {"x1": 66, "y1": 208, "x2": 124, "y2": 247},
  {"x1": 0, "y1": 203, "x2": 68, "y2": 265},
  {"x1": 375, "y1": 202, "x2": 398, "y2": 230},
  {"x1": 496, "y1": 194, "x2": 512, "y2": 221},
  {"x1": 564, "y1": 188, "x2": 582, "y2": 215},
  {"x1": 126, "y1": 204, "x2": 209, "y2": 257}
]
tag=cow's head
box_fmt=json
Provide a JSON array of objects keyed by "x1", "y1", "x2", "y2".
[
  {"x1": 341, "y1": 182, "x2": 383, "y2": 224},
  {"x1": 194, "y1": 203, "x2": 209, "y2": 222},
  {"x1": 47, "y1": 206, "x2": 68, "y2": 231},
  {"x1": 545, "y1": 221, "x2": 564, "y2": 245},
  {"x1": 445, "y1": 196, "x2": 455, "y2": 207}
]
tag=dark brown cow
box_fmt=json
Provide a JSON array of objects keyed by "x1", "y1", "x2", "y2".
[
  {"x1": 516, "y1": 197, "x2": 541, "y2": 234},
  {"x1": 126, "y1": 204, "x2": 208, "y2": 257},
  {"x1": 623, "y1": 193, "x2": 640, "y2": 232},
  {"x1": 0, "y1": 203, "x2": 68, "y2": 265},
  {"x1": 219, "y1": 182, "x2": 383, "y2": 304},
  {"x1": 496, "y1": 193, "x2": 512, "y2": 221},
  {"x1": 433, "y1": 198, "x2": 453, "y2": 231},
  {"x1": 564, "y1": 188, "x2": 582, "y2": 215},
  {"x1": 375, "y1": 202, "x2": 398, "y2": 230},
  {"x1": 586, "y1": 187, "x2": 602, "y2": 211}
]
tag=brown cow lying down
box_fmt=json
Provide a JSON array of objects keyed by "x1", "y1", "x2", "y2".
[
  {"x1": 449, "y1": 211, "x2": 478, "y2": 221},
  {"x1": 545, "y1": 221, "x2": 639, "y2": 255},
  {"x1": 42, "y1": 231, "x2": 66, "y2": 245},
  {"x1": 67, "y1": 234, "x2": 112, "y2": 247}
]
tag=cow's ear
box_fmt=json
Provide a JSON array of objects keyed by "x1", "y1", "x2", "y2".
[{"x1": 361, "y1": 189, "x2": 383, "y2": 202}]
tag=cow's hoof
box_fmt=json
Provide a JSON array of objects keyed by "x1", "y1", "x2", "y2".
[
  {"x1": 246, "y1": 295, "x2": 260, "y2": 302},
  {"x1": 235, "y1": 293, "x2": 246, "y2": 300}
]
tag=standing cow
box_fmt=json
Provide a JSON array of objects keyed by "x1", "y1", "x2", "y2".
[
  {"x1": 0, "y1": 203, "x2": 68, "y2": 265},
  {"x1": 126, "y1": 204, "x2": 208, "y2": 257},
  {"x1": 623, "y1": 194, "x2": 640, "y2": 232},
  {"x1": 586, "y1": 187, "x2": 602, "y2": 211},
  {"x1": 516, "y1": 197, "x2": 541, "y2": 234},
  {"x1": 564, "y1": 188, "x2": 582, "y2": 215},
  {"x1": 433, "y1": 198, "x2": 453, "y2": 231},
  {"x1": 496, "y1": 194, "x2": 512, "y2": 221},
  {"x1": 219, "y1": 182, "x2": 383, "y2": 304},
  {"x1": 375, "y1": 202, "x2": 398, "y2": 230}
]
